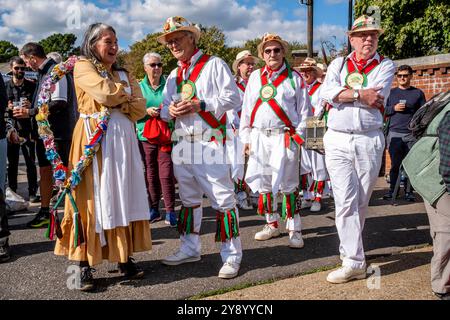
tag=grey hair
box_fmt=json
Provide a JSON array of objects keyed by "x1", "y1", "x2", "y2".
[
  {"x1": 143, "y1": 52, "x2": 161, "y2": 65},
  {"x1": 80, "y1": 23, "x2": 117, "y2": 66},
  {"x1": 47, "y1": 52, "x2": 62, "y2": 63}
]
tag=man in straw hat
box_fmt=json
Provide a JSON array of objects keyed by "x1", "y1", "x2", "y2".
[
  {"x1": 240, "y1": 33, "x2": 311, "y2": 248},
  {"x1": 158, "y1": 16, "x2": 243, "y2": 279},
  {"x1": 320, "y1": 15, "x2": 395, "y2": 283},
  {"x1": 298, "y1": 57, "x2": 329, "y2": 213},
  {"x1": 228, "y1": 50, "x2": 259, "y2": 211}
]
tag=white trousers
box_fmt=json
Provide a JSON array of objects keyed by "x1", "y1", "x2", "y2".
[
  {"x1": 245, "y1": 130, "x2": 300, "y2": 195},
  {"x1": 324, "y1": 129, "x2": 384, "y2": 269},
  {"x1": 245, "y1": 130, "x2": 301, "y2": 232},
  {"x1": 172, "y1": 140, "x2": 242, "y2": 264}
]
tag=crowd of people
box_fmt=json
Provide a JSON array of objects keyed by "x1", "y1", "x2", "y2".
[{"x1": 0, "y1": 14, "x2": 448, "y2": 299}]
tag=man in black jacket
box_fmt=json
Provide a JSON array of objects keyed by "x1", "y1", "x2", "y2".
[
  {"x1": 0, "y1": 72, "x2": 12, "y2": 262},
  {"x1": 5, "y1": 56, "x2": 38, "y2": 202},
  {"x1": 18, "y1": 43, "x2": 77, "y2": 228}
]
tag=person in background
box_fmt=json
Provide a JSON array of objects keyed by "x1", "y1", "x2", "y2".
[
  {"x1": 19, "y1": 42, "x2": 77, "y2": 228},
  {"x1": 229, "y1": 50, "x2": 259, "y2": 211},
  {"x1": 383, "y1": 64, "x2": 425, "y2": 201},
  {"x1": 0, "y1": 70, "x2": 11, "y2": 262},
  {"x1": 5, "y1": 56, "x2": 38, "y2": 203},
  {"x1": 137, "y1": 52, "x2": 177, "y2": 227}
]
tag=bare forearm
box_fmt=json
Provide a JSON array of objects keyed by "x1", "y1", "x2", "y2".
[{"x1": 333, "y1": 89, "x2": 355, "y2": 103}]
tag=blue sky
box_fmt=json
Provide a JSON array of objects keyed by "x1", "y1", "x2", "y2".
[{"x1": 0, "y1": 0, "x2": 351, "y2": 51}]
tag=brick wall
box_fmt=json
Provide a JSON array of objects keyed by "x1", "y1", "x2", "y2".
[{"x1": 384, "y1": 53, "x2": 450, "y2": 175}]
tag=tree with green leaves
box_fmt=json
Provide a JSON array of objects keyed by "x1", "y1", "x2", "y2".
[
  {"x1": 38, "y1": 33, "x2": 78, "y2": 59},
  {"x1": 0, "y1": 41, "x2": 19, "y2": 63},
  {"x1": 355, "y1": 0, "x2": 450, "y2": 59}
]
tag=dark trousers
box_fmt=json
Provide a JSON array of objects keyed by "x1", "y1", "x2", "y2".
[
  {"x1": 7, "y1": 140, "x2": 38, "y2": 195},
  {"x1": 388, "y1": 136, "x2": 410, "y2": 192},
  {"x1": 138, "y1": 140, "x2": 175, "y2": 212}
]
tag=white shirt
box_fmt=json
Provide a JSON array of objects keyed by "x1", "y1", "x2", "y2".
[
  {"x1": 320, "y1": 51, "x2": 395, "y2": 133},
  {"x1": 226, "y1": 77, "x2": 246, "y2": 129},
  {"x1": 239, "y1": 63, "x2": 312, "y2": 144},
  {"x1": 160, "y1": 50, "x2": 241, "y2": 136}
]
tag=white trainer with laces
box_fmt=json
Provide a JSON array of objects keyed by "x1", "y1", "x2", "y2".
[
  {"x1": 161, "y1": 251, "x2": 201, "y2": 266},
  {"x1": 254, "y1": 224, "x2": 280, "y2": 241},
  {"x1": 218, "y1": 262, "x2": 240, "y2": 279},
  {"x1": 326, "y1": 265, "x2": 367, "y2": 284},
  {"x1": 310, "y1": 201, "x2": 321, "y2": 212},
  {"x1": 288, "y1": 231, "x2": 304, "y2": 248}
]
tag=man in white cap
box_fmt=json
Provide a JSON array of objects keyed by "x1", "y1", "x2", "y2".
[
  {"x1": 320, "y1": 15, "x2": 395, "y2": 283},
  {"x1": 298, "y1": 58, "x2": 329, "y2": 213},
  {"x1": 228, "y1": 50, "x2": 259, "y2": 210},
  {"x1": 158, "y1": 16, "x2": 243, "y2": 279},
  {"x1": 240, "y1": 33, "x2": 311, "y2": 248}
]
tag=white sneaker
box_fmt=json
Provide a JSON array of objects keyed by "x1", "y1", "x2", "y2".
[
  {"x1": 237, "y1": 192, "x2": 253, "y2": 210},
  {"x1": 310, "y1": 201, "x2": 321, "y2": 212},
  {"x1": 218, "y1": 262, "x2": 240, "y2": 279},
  {"x1": 288, "y1": 231, "x2": 304, "y2": 248},
  {"x1": 300, "y1": 199, "x2": 312, "y2": 209},
  {"x1": 254, "y1": 224, "x2": 280, "y2": 241},
  {"x1": 326, "y1": 265, "x2": 367, "y2": 284},
  {"x1": 161, "y1": 251, "x2": 201, "y2": 266}
]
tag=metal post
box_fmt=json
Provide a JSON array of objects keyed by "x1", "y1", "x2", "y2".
[
  {"x1": 307, "y1": 0, "x2": 314, "y2": 57},
  {"x1": 348, "y1": 0, "x2": 353, "y2": 54}
]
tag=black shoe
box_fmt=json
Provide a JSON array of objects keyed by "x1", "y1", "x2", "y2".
[
  {"x1": 79, "y1": 267, "x2": 96, "y2": 292},
  {"x1": 26, "y1": 208, "x2": 50, "y2": 228},
  {"x1": 382, "y1": 191, "x2": 393, "y2": 200},
  {"x1": 405, "y1": 192, "x2": 416, "y2": 202},
  {"x1": 29, "y1": 194, "x2": 40, "y2": 203},
  {"x1": 118, "y1": 257, "x2": 144, "y2": 279},
  {"x1": 434, "y1": 292, "x2": 450, "y2": 300},
  {"x1": 0, "y1": 239, "x2": 11, "y2": 263}
]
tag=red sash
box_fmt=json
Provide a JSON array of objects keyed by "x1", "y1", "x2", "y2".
[
  {"x1": 176, "y1": 54, "x2": 226, "y2": 144},
  {"x1": 236, "y1": 80, "x2": 246, "y2": 118},
  {"x1": 308, "y1": 81, "x2": 321, "y2": 114},
  {"x1": 250, "y1": 67, "x2": 304, "y2": 148}
]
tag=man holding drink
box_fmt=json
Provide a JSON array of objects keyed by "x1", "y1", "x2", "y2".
[{"x1": 383, "y1": 64, "x2": 426, "y2": 201}]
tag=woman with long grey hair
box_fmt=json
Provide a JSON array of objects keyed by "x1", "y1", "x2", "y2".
[{"x1": 54, "y1": 23, "x2": 151, "y2": 292}]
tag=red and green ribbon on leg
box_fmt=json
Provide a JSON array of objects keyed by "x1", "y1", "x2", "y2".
[
  {"x1": 178, "y1": 206, "x2": 194, "y2": 235},
  {"x1": 257, "y1": 193, "x2": 274, "y2": 215},
  {"x1": 281, "y1": 192, "x2": 297, "y2": 220},
  {"x1": 215, "y1": 209, "x2": 240, "y2": 242}
]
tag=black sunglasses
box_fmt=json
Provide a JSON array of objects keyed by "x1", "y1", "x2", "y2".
[
  {"x1": 148, "y1": 63, "x2": 163, "y2": 68},
  {"x1": 264, "y1": 48, "x2": 282, "y2": 55},
  {"x1": 13, "y1": 66, "x2": 26, "y2": 71}
]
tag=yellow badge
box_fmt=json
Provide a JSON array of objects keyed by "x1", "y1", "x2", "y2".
[
  {"x1": 260, "y1": 84, "x2": 277, "y2": 101},
  {"x1": 181, "y1": 81, "x2": 196, "y2": 101},
  {"x1": 345, "y1": 72, "x2": 366, "y2": 89}
]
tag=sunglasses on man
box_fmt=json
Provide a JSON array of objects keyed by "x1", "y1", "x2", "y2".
[
  {"x1": 396, "y1": 73, "x2": 410, "y2": 78},
  {"x1": 148, "y1": 63, "x2": 163, "y2": 68},
  {"x1": 13, "y1": 66, "x2": 26, "y2": 71},
  {"x1": 264, "y1": 48, "x2": 282, "y2": 55}
]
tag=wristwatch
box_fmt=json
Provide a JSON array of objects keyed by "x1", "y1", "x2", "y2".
[{"x1": 352, "y1": 89, "x2": 360, "y2": 102}]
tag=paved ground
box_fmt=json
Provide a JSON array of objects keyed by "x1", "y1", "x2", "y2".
[
  {"x1": 206, "y1": 246, "x2": 437, "y2": 300},
  {"x1": 0, "y1": 161, "x2": 433, "y2": 300}
]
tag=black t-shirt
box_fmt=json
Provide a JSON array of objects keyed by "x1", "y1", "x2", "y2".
[
  {"x1": 5, "y1": 79, "x2": 36, "y2": 138},
  {"x1": 386, "y1": 86, "x2": 426, "y2": 133},
  {"x1": 0, "y1": 76, "x2": 7, "y2": 140},
  {"x1": 32, "y1": 59, "x2": 77, "y2": 140}
]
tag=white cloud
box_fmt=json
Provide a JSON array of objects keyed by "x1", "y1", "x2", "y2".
[{"x1": 0, "y1": 0, "x2": 346, "y2": 51}]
